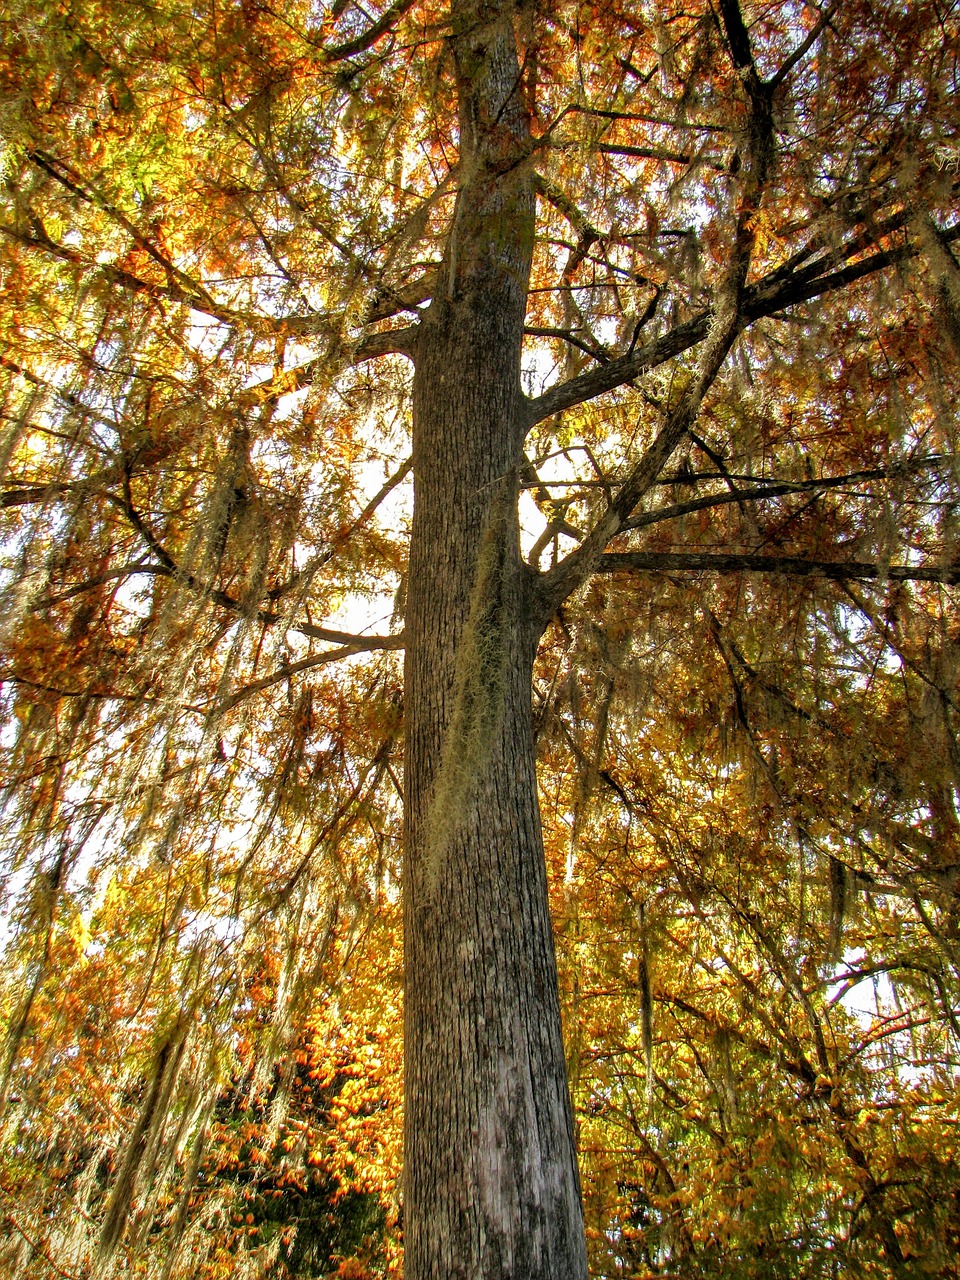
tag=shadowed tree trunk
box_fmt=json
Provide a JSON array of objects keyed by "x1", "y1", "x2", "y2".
[{"x1": 402, "y1": 2, "x2": 588, "y2": 1275}]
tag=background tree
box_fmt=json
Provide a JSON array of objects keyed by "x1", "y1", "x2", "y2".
[{"x1": 0, "y1": 0, "x2": 958, "y2": 1277}]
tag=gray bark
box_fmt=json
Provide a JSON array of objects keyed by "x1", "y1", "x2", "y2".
[{"x1": 402, "y1": 2, "x2": 588, "y2": 1275}]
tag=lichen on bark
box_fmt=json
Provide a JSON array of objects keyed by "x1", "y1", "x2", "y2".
[{"x1": 424, "y1": 479, "x2": 515, "y2": 886}]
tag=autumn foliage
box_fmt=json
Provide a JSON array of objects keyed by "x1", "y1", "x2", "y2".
[{"x1": 0, "y1": 0, "x2": 959, "y2": 1276}]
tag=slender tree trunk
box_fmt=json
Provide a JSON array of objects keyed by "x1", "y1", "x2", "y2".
[{"x1": 402, "y1": 3, "x2": 588, "y2": 1276}]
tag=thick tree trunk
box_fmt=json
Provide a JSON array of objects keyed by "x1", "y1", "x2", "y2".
[{"x1": 402, "y1": 3, "x2": 588, "y2": 1277}]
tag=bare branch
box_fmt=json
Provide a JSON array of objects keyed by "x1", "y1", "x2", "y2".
[
  {"x1": 524, "y1": 326, "x2": 610, "y2": 363},
  {"x1": 564, "y1": 105, "x2": 729, "y2": 134}
]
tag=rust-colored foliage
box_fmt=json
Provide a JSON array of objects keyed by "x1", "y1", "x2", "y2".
[{"x1": 0, "y1": 0, "x2": 958, "y2": 1276}]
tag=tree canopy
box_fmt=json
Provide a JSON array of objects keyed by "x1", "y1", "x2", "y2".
[{"x1": 0, "y1": 0, "x2": 959, "y2": 1276}]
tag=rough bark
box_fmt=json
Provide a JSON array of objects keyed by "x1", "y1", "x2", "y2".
[{"x1": 402, "y1": 2, "x2": 588, "y2": 1275}]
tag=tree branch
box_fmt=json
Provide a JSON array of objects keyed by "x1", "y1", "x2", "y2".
[
  {"x1": 324, "y1": 0, "x2": 418, "y2": 62},
  {"x1": 216, "y1": 641, "x2": 402, "y2": 712},
  {"x1": 597, "y1": 143, "x2": 696, "y2": 166},
  {"x1": 524, "y1": 326, "x2": 610, "y2": 363},
  {"x1": 0, "y1": 219, "x2": 322, "y2": 339},
  {"x1": 534, "y1": 314, "x2": 743, "y2": 616},
  {"x1": 534, "y1": 38, "x2": 775, "y2": 618},
  {"x1": 239, "y1": 327, "x2": 418, "y2": 410},
  {"x1": 27, "y1": 149, "x2": 219, "y2": 310},
  {"x1": 2, "y1": 483, "x2": 71, "y2": 509},
  {"x1": 31, "y1": 470, "x2": 408, "y2": 654},
  {"x1": 769, "y1": 2, "x2": 838, "y2": 91},
  {"x1": 623, "y1": 459, "x2": 953, "y2": 532},
  {"x1": 596, "y1": 550, "x2": 960, "y2": 584},
  {"x1": 523, "y1": 219, "x2": 960, "y2": 429}
]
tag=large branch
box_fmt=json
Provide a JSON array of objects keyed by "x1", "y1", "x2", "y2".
[
  {"x1": 624, "y1": 458, "x2": 953, "y2": 532},
  {"x1": 324, "y1": 0, "x2": 419, "y2": 61},
  {"x1": 239, "y1": 326, "x2": 418, "y2": 410},
  {"x1": 216, "y1": 643, "x2": 399, "y2": 711},
  {"x1": 524, "y1": 217, "x2": 960, "y2": 428},
  {"x1": 534, "y1": 29, "x2": 775, "y2": 619},
  {"x1": 36, "y1": 557, "x2": 406, "y2": 648},
  {"x1": 533, "y1": 316, "x2": 741, "y2": 618},
  {"x1": 597, "y1": 550, "x2": 960, "y2": 585}
]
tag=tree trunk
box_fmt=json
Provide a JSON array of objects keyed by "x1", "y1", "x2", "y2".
[{"x1": 402, "y1": 3, "x2": 588, "y2": 1276}]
